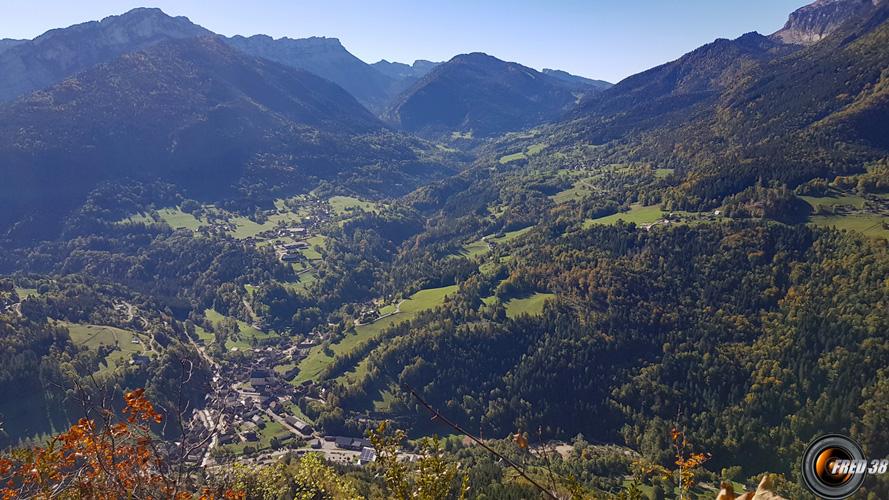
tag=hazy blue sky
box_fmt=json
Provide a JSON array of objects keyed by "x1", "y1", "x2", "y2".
[{"x1": 2, "y1": 1, "x2": 809, "y2": 83}]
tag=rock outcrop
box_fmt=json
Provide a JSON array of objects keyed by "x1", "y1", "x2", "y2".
[{"x1": 771, "y1": 0, "x2": 883, "y2": 44}]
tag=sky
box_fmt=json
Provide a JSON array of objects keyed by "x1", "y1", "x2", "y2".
[{"x1": 2, "y1": 1, "x2": 810, "y2": 83}]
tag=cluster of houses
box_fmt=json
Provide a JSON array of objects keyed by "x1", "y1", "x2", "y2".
[
  {"x1": 247, "y1": 197, "x2": 335, "y2": 262},
  {"x1": 356, "y1": 303, "x2": 381, "y2": 324},
  {"x1": 186, "y1": 358, "x2": 379, "y2": 467}
]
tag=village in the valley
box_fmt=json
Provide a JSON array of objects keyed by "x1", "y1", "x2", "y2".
[{"x1": 162, "y1": 194, "x2": 416, "y2": 469}]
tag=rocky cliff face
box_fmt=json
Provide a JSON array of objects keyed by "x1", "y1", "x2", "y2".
[
  {"x1": 371, "y1": 59, "x2": 441, "y2": 99},
  {"x1": 372, "y1": 59, "x2": 439, "y2": 80},
  {"x1": 0, "y1": 8, "x2": 210, "y2": 101},
  {"x1": 225, "y1": 35, "x2": 396, "y2": 111},
  {"x1": 771, "y1": 0, "x2": 883, "y2": 44}
]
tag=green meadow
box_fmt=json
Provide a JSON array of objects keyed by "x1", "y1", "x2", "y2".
[
  {"x1": 504, "y1": 293, "x2": 556, "y2": 318},
  {"x1": 498, "y1": 142, "x2": 546, "y2": 164},
  {"x1": 809, "y1": 213, "x2": 888, "y2": 239},
  {"x1": 204, "y1": 309, "x2": 279, "y2": 351},
  {"x1": 293, "y1": 285, "x2": 458, "y2": 384},
  {"x1": 329, "y1": 195, "x2": 378, "y2": 215},
  {"x1": 584, "y1": 204, "x2": 664, "y2": 227},
  {"x1": 64, "y1": 322, "x2": 147, "y2": 375}
]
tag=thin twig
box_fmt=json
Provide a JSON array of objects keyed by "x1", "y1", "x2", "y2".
[
  {"x1": 538, "y1": 426, "x2": 559, "y2": 495},
  {"x1": 401, "y1": 382, "x2": 558, "y2": 500}
]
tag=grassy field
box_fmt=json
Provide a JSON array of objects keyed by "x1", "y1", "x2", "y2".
[
  {"x1": 490, "y1": 226, "x2": 534, "y2": 244},
  {"x1": 550, "y1": 169, "x2": 599, "y2": 204},
  {"x1": 809, "y1": 214, "x2": 888, "y2": 239},
  {"x1": 294, "y1": 285, "x2": 459, "y2": 384},
  {"x1": 498, "y1": 143, "x2": 546, "y2": 164},
  {"x1": 204, "y1": 309, "x2": 278, "y2": 351},
  {"x1": 125, "y1": 199, "x2": 312, "y2": 240},
  {"x1": 300, "y1": 235, "x2": 327, "y2": 260},
  {"x1": 14, "y1": 287, "x2": 38, "y2": 298},
  {"x1": 504, "y1": 293, "x2": 556, "y2": 318},
  {"x1": 194, "y1": 325, "x2": 214, "y2": 344},
  {"x1": 287, "y1": 402, "x2": 316, "y2": 425},
  {"x1": 274, "y1": 362, "x2": 297, "y2": 375},
  {"x1": 372, "y1": 387, "x2": 398, "y2": 412},
  {"x1": 654, "y1": 168, "x2": 675, "y2": 179},
  {"x1": 64, "y1": 323, "x2": 147, "y2": 375},
  {"x1": 551, "y1": 181, "x2": 594, "y2": 204},
  {"x1": 223, "y1": 417, "x2": 292, "y2": 455},
  {"x1": 584, "y1": 204, "x2": 664, "y2": 227},
  {"x1": 329, "y1": 196, "x2": 377, "y2": 215},
  {"x1": 800, "y1": 194, "x2": 867, "y2": 211},
  {"x1": 800, "y1": 192, "x2": 888, "y2": 239},
  {"x1": 456, "y1": 226, "x2": 534, "y2": 260},
  {"x1": 283, "y1": 271, "x2": 318, "y2": 292},
  {"x1": 499, "y1": 151, "x2": 527, "y2": 164},
  {"x1": 460, "y1": 239, "x2": 490, "y2": 259},
  {"x1": 128, "y1": 207, "x2": 203, "y2": 231},
  {"x1": 228, "y1": 209, "x2": 306, "y2": 240}
]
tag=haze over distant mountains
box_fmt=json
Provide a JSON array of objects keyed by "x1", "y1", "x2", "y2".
[
  {"x1": 0, "y1": 8, "x2": 210, "y2": 101},
  {"x1": 384, "y1": 53, "x2": 603, "y2": 138},
  {"x1": 225, "y1": 35, "x2": 400, "y2": 112},
  {"x1": 0, "y1": 7, "x2": 602, "y2": 120},
  {"x1": 0, "y1": 36, "x2": 436, "y2": 239},
  {"x1": 0, "y1": 0, "x2": 886, "y2": 237}
]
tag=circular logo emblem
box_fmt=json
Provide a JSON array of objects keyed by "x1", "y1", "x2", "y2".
[{"x1": 802, "y1": 434, "x2": 867, "y2": 499}]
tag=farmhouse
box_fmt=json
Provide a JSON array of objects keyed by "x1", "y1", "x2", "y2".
[
  {"x1": 333, "y1": 436, "x2": 370, "y2": 451},
  {"x1": 251, "y1": 415, "x2": 265, "y2": 429},
  {"x1": 280, "y1": 252, "x2": 302, "y2": 262},
  {"x1": 284, "y1": 416, "x2": 313, "y2": 435}
]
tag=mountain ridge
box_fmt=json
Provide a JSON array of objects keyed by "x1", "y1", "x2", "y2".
[
  {"x1": 0, "y1": 36, "x2": 402, "y2": 240},
  {"x1": 541, "y1": 68, "x2": 612, "y2": 91},
  {"x1": 384, "y1": 52, "x2": 588, "y2": 138},
  {"x1": 557, "y1": 4, "x2": 889, "y2": 204},
  {"x1": 0, "y1": 8, "x2": 211, "y2": 101},
  {"x1": 224, "y1": 34, "x2": 398, "y2": 112},
  {"x1": 772, "y1": 0, "x2": 885, "y2": 44}
]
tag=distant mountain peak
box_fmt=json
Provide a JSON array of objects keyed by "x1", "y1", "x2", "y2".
[
  {"x1": 0, "y1": 35, "x2": 387, "y2": 234},
  {"x1": 385, "y1": 52, "x2": 585, "y2": 138},
  {"x1": 113, "y1": 6, "x2": 172, "y2": 18},
  {"x1": 772, "y1": 0, "x2": 882, "y2": 44},
  {"x1": 450, "y1": 52, "x2": 498, "y2": 64},
  {"x1": 0, "y1": 7, "x2": 210, "y2": 101},
  {"x1": 223, "y1": 34, "x2": 393, "y2": 111}
]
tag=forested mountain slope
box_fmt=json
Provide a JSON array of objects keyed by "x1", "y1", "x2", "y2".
[
  {"x1": 336, "y1": 218, "x2": 888, "y2": 478},
  {"x1": 0, "y1": 8, "x2": 211, "y2": 101},
  {"x1": 554, "y1": 5, "x2": 889, "y2": 207},
  {"x1": 0, "y1": 36, "x2": 440, "y2": 241},
  {"x1": 384, "y1": 53, "x2": 587, "y2": 138},
  {"x1": 541, "y1": 68, "x2": 612, "y2": 91}
]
